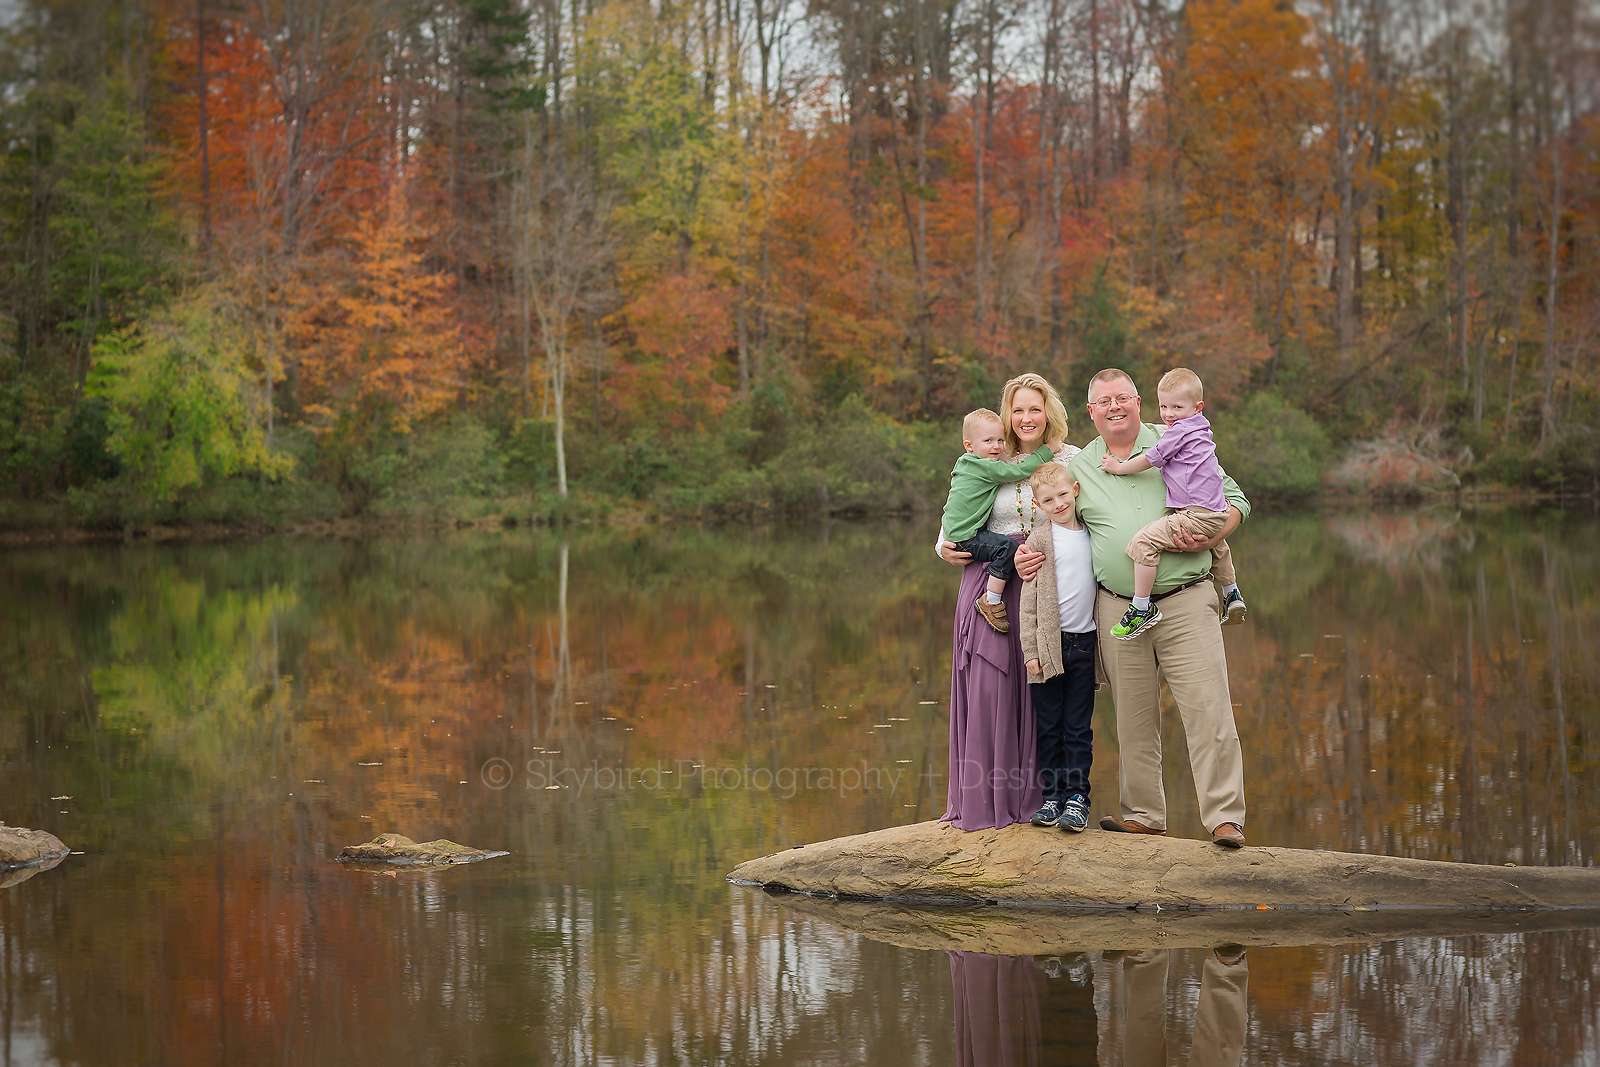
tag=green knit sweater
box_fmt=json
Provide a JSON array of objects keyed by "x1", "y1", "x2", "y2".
[{"x1": 940, "y1": 446, "x2": 1054, "y2": 542}]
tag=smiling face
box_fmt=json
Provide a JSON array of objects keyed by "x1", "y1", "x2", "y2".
[
  {"x1": 1034, "y1": 476, "x2": 1080, "y2": 526},
  {"x1": 1086, "y1": 374, "x2": 1141, "y2": 446},
  {"x1": 964, "y1": 418, "x2": 1007, "y2": 459},
  {"x1": 1157, "y1": 387, "x2": 1203, "y2": 426},
  {"x1": 1009, "y1": 388, "x2": 1048, "y2": 450}
]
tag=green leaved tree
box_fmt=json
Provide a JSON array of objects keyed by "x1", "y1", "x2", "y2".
[{"x1": 86, "y1": 287, "x2": 293, "y2": 506}]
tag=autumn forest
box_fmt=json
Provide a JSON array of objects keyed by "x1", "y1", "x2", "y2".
[{"x1": 1, "y1": 0, "x2": 1597, "y2": 524}]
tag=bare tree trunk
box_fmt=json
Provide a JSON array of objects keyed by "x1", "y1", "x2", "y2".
[
  {"x1": 1444, "y1": 19, "x2": 1470, "y2": 394},
  {"x1": 1089, "y1": 0, "x2": 1101, "y2": 197},
  {"x1": 198, "y1": 0, "x2": 211, "y2": 256},
  {"x1": 1538, "y1": 129, "x2": 1561, "y2": 450},
  {"x1": 519, "y1": 161, "x2": 611, "y2": 501},
  {"x1": 553, "y1": 345, "x2": 568, "y2": 496}
]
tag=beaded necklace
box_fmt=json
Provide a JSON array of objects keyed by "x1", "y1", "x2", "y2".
[{"x1": 1015, "y1": 481, "x2": 1034, "y2": 532}]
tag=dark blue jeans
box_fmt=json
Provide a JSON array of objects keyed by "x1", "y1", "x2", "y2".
[
  {"x1": 1031, "y1": 630, "x2": 1097, "y2": 803},
  {"x1": 954, "y1": 528, "x2": 1020, "y2": 582}
]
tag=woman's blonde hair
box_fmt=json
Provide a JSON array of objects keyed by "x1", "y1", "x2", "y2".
[{"x1": 1000, "y1": 372, "x2": 1070, "y2": 455}]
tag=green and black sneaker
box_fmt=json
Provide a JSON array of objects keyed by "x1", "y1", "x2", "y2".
[
  {"x1": 1111, "y1": 603, "x2": 1161, "y2": 640},
  {"x1": 1219, "y1": 587, "x2": 1248, "y2": 625}
]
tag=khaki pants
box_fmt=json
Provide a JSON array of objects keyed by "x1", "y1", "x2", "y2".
[
  {"x1": 1122, "y1": 950, "x2": 1248, "y2": 1067},
  {"x1": 1125, "y1": 506, "x2": 1236, "y2": 586},
  {"x1": 1097, "y1": 583, "x2": 1246, "y2": 833}
]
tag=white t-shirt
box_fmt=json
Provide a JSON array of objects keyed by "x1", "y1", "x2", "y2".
[{"x1": 1051, "y1": 523, "x2": 1096, "y2": 634}]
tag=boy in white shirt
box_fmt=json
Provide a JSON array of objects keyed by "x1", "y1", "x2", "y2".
[{"x1": 1019, "y1": 462, "x2": 1102, "y2": 832}]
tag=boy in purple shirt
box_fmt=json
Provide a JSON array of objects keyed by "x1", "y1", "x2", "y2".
[{"x1": 1097, "y1": 367, "x2": 1246, "y2": 638}]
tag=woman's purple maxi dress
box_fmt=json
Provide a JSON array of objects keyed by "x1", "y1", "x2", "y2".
[{"x1": 941, "y1": 532, "x2": 1044, "y2": 830}]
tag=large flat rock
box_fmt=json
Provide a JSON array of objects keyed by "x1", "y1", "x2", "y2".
[{"x1": 727, "y1": 820, "x2": 1600, "y2": 910}]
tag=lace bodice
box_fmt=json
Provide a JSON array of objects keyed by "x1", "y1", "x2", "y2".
[{"x1": 982, "y1": 445, "x2": 1079, "y2": 535}]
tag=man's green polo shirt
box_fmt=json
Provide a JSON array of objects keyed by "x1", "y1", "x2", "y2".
[{"x1": 1067, "y1": 423, "x2": 1250, "y2": 597}]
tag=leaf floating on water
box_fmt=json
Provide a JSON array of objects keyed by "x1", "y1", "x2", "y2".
[
  {"x1": 1257, "y1": 904, "x2": 1276, "y2": 910},
  {"x1": 51, "y1": 796, "x2": 72, "y2": 800},
  {"x1": 358, "y1": 762, "x2": 383, "y2": 767}
]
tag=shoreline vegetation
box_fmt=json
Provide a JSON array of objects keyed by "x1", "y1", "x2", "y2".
[
  {"x1": 3, "y1": 0, "x2": 1596, "y2": 537},
  {"x1": 1, "y1": 482, "x2": 1592, "y2": 548}
]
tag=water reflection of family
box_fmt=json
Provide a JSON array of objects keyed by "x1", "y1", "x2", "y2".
[
  {"x1": 936, "y1": 368, "x2": 1252, "y2": 847},
  {"x1": 949, "y1": 948, "x2": 1248, "y2": 1067}
]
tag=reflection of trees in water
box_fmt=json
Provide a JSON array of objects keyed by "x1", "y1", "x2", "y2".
[
  {"x1": 1228, "y1": 510, "x2": 1597, "y2": 867},
  {"x1": 1324, "y1": 508, "x2": 1465, "y2": 572},
  {"x1": 1, "y1": 514, "x2": 1597, "y2": 1064},
  {"x1": 1247, "y1": 934, "x2": 1599, "y2": 1066}
]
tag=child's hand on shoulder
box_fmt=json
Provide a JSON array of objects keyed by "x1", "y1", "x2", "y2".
[
  {"x1": 1025, "y1": 658, "x2": 1042, "y2": 678},
  {"x1": 1099, "y1": 452, "x2": 1121, "y2": 474}
]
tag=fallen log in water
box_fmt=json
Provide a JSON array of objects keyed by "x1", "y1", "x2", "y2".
[{"x1": 727, "y1": 821, "x2": 1600, "y2": 912}]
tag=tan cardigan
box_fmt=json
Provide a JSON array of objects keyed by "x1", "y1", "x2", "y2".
[{"x1": 1019, "y1": 522, "x2": 1109, "y2": 687}]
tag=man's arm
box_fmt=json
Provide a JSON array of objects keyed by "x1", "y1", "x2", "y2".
[
  {"x1": 1172, "y1": 463, "x2": 1249, "y2": 552},
  {"x1": 1219, "y1": 466, "x2": 1251, "y2": 522}
]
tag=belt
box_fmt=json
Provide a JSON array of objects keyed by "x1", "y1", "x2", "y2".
[{"x1": 1097, "y1": 574, "x2": 1212, "y2": 603}]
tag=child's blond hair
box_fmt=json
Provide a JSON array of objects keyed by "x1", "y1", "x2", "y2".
[
  {"x1": 1029, "y1": 461, "x2": 1075, "y2": 493},
  {"x1": 1158, "y1": 367, "x2": 1204, "y2": 403},
  {"x1": 962, "y1": 408, "x2": 1003, "y2": 441}
]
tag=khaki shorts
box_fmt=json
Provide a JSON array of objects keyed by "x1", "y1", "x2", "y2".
[{"x1": 1125, "y1": 506, "x2": 1231, "y2": 571}]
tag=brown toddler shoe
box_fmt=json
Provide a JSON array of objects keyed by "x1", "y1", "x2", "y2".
[{"x1": 974, "y1": 595, "x2": 1009, "y2": 633}]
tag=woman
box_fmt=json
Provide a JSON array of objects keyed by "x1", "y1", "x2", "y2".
[{"x1": 937, "y1": 372, "x2": 1078, "y2": 830}]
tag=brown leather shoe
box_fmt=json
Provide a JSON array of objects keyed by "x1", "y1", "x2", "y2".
[
  {"x1": 1099, "y1": 815, "x2": 1167, "y2": 836},
  {"x1": 974, "y1": 595, "x2": 1009, "y2": 633},
  {"x1": 1211, "y1": 822, "x2": 1245, "y2": 848},
  {"x1": 1212, "y1": 944, "x2": 1247, "y2": 966}
]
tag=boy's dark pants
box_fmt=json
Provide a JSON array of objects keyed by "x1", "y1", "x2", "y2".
[
  {"x1": 954, "y1": 528, "x2": 1020, "y2": 582},
  {"x1": 1031, "y1": 630, "x2": 1097, "y2": 803}
]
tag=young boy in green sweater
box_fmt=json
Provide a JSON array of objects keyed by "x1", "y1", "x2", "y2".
[{"x1": 941, "y1": 408, "x2": 1054, "y2": 633}]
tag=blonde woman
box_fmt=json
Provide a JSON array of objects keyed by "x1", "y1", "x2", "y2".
[{"x1": 935, "y1": 373, "x2": 1077, "y2": 830}]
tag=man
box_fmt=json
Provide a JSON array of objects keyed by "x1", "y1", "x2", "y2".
[{"x1": 1038, "y1": 368, "x2": 1249, "y2": 847}]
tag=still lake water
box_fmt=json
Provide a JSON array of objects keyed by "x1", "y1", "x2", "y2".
[{"x1": 2, "y1": 508, "x2": 1598, "y2": 1066}]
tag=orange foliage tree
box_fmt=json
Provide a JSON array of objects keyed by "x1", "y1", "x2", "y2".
[{"x1": 298, "y1": 186, "x2": 460, "y2": 434}]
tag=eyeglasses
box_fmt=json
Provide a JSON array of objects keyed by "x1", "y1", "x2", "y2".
[{"x1": 1088, "y1": 393, "x2": 1139, "y2": 409}]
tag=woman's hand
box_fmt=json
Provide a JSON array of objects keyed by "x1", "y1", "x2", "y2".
[
  {"x1": 1014, "y1": 545, "x2": 1045, "y2": 581},
  {"x1": 939, "y1": 541, "x2": 973, "y2": 566}
]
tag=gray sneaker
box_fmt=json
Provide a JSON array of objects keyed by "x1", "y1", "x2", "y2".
[
  {"x1": 1219, "y1": 587, "x2": 1247, "y2": 625},
  {"x1": 1059, "y1": 794, "x2": 1090, "y2": 832},
  {"x1": 1030, "y1": 799, "x2": 1064, "y2": 827}
]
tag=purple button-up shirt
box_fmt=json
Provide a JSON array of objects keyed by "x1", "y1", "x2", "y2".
[{"x1": 1143, "y1": 412, "x2": 1227, "y2": 511}]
